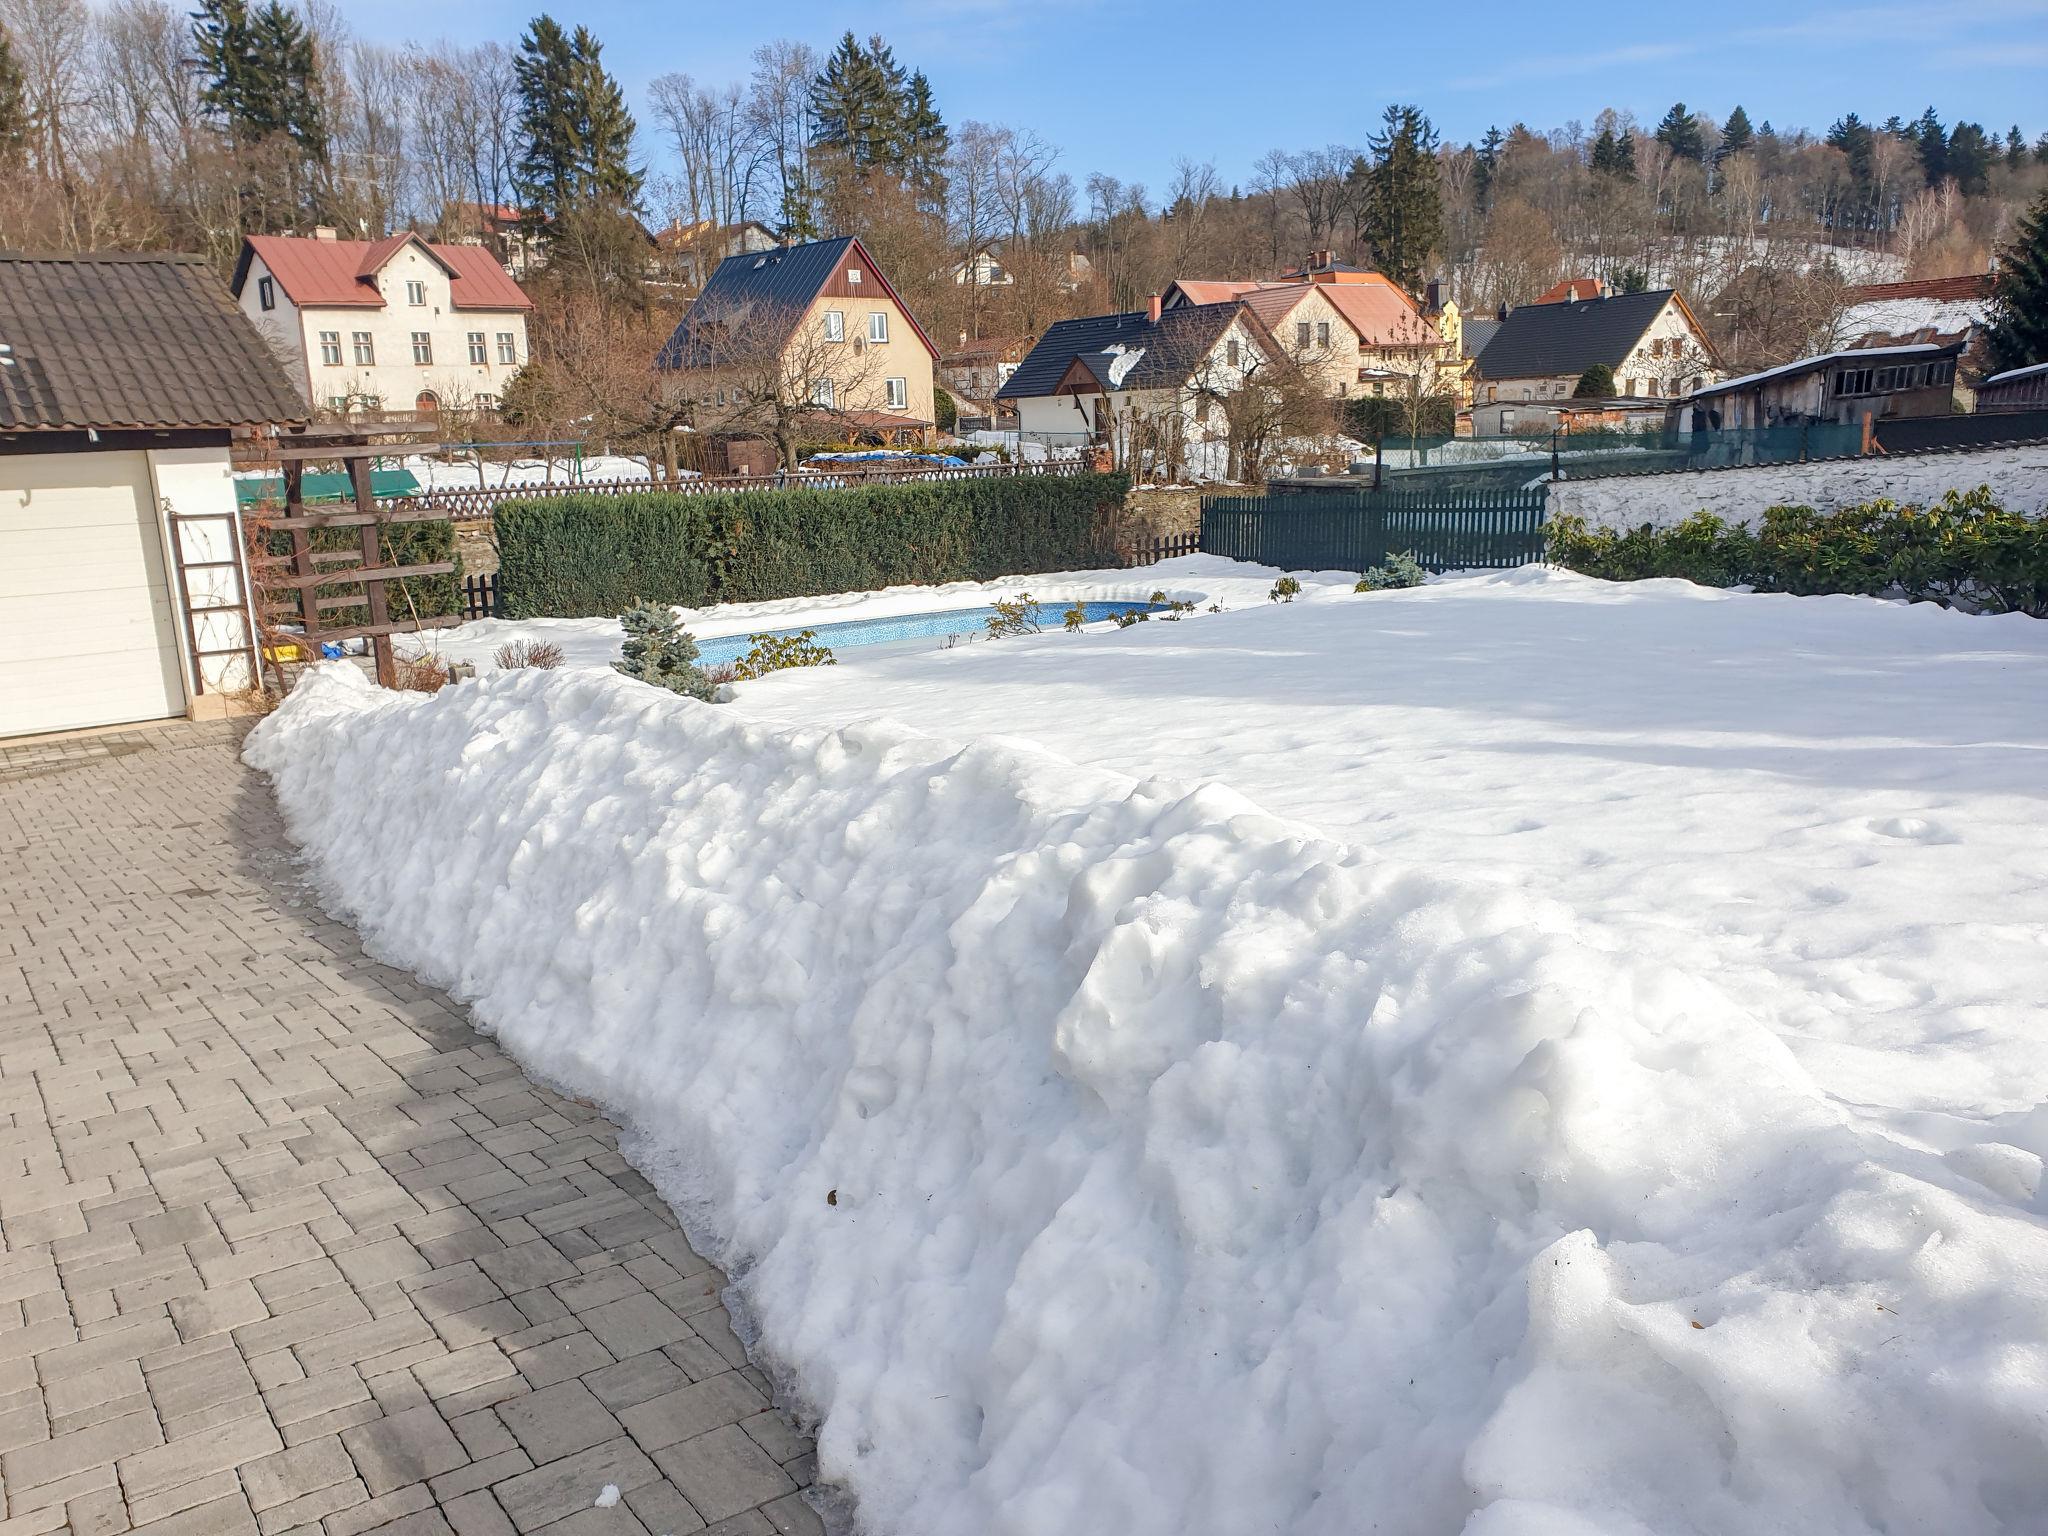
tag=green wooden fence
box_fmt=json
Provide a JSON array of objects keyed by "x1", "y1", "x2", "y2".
[{"x1": 1200, "y1": 487, "x2": 1549, "y2": 572}]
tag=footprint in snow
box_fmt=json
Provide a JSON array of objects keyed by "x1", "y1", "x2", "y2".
[{"x1": 1869, "y1": 815, "x2": 1959, "y2": 845}]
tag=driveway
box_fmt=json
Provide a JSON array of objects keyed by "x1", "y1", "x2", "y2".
[{"x1": 0, "y1": 719, "x2": 821, "y2": 1536}]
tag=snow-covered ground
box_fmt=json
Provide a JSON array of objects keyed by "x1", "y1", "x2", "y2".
[{"x1": 252, "y1": 558, "x2": 2048, "y2": 1536}]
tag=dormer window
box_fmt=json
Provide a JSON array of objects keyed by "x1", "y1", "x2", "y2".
[{"x1": 406, "y1": 280, "x2": 427, "y2": 306}]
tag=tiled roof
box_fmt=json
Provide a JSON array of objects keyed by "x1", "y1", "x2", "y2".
[
  {"x1": 656, "y1": 236, "x2": 937, "y2": 369},
  {"x1": 0, "y1": 252, "x2": 307, "y2": 432},
  {"x1": 1237, "y1": 287, "x2": 1314, "y2": 328},
  {"x1": 1461, "y1": 316, "x2": 1503, "y2": 360},
  {"x1": 1318, "y1": 279, "x2": 1437, "y2": 347},
  {"x1": 1168, "y1": 279, "x2": 1262, "y2": 306},
  {"x1": 234, "y1": 233, "x2": 533, "y2": 311},
  {"x1": 997, "y1": 303, "x2": 1254, "y2": 399},
  {"x1": 1842, "y1": 273, "x2": 1993, "y2": 304},
  {"x1": 1534, "y1": 277, "x2": 1606, "y2": 304},
  {"x1": 1477, "y1": 289, "x2": 1681, "y2": 381}
]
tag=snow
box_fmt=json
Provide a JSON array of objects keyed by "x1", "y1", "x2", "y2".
[
  {"x1": 1103, "y1": 343, "x2": 1145, "y2": 388},
  {"x1": 249, "y1": 561, "x2": 2048, "y2": 1536},
  {"x1": 593, "y1": 1486, "x2": 621, "y2": 1509},
  {"x1": 1830, "y1": 295, "x2": 1988, "y2": 345}
]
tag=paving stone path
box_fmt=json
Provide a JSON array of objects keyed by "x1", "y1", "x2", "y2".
[{"x1": 0, "y1": 720, "x2": 823, "y2": 1536}]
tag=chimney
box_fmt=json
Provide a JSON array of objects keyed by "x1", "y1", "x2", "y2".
[
  {"x1": 1147, "y1": 291, "x2": 1162, "y2": 323},
  {"x1": 1425, "y1": 278, "x2": 1443, "y2": 313},
  {"x1": 312, "y1": 225, "x2": 338, "y2": 242}
]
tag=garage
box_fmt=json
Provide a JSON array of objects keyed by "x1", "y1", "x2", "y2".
[
  {"x1": 0, "y1": 450, "x2": 187, "y2": 737},
  {"x1": 0, "y1": 252, "x2": 306, "y2": 740}
]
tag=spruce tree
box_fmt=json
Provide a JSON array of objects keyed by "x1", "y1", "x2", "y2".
[
  {"x1": 1654, "y1": 103, "x2": 1705, "y2": 162},
  {"x1": 613, "y1": 606, "x2": 715, "y2": 700},
  {"x1": 513, "y1": 16, "x2": 579, "y2": 233},
  {"x1": 901, "y1": 69, "x2": 947, "y2": 208},
  {"x1": 2007, "y1": 126, "x2": 2028, "y2": 170},
  {"x1": 1360, "y1": 104, "x2": 1442, "y2": 293},
  {"x1": 1473, "y1": 125, "x2": 1504, "y2": 209},
  {"x1": 0, "y1": 24, "x2": 27, "y2": 164},
  {"x1": 1717, "y1": 105, "x2": 1753, "y2": 162},
  {"x1": 1590, "y1": 127, "x2": 1634, "y2": 180},
  {"x1": 1984, "y1": 189, "x2": 2048, "y2": 374},
  {"x1": 566, "y1": 25, "x2": 639, "y2": 208},
  {"x1": 1914, "y1": 106, "x2": 1947, "y2": 185},
  {"x1": 811, "y1": 32, "x2": 898, "y2": 170},
  {"x1": 1573, "y1": 363, "x2": 1616, "y2": 397},
  {"x1": 1826, "y1": 114, "x2": 1874, "y2": 189},
  {"x1": 1946, "y1": 122, "x2": 1992, "y2": 196}
]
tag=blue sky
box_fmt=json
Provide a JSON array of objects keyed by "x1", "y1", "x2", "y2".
[{"x1": 350, "y1": 0, "x2": 2048, "y2": 195}]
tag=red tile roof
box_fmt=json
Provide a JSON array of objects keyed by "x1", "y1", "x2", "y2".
[
  {"x1": 1534, "y1": 277, "x2": 1606, "y2": 304},
  {"x1": 1318, "y1": 278, "x2": 1438, "y2": 347},
  {"x1": 236, "y1": 233, "x2": 532, "y2": 312},
  {"x1": 1842, "y1": 273, "x2": 1994, "y2": 303}
]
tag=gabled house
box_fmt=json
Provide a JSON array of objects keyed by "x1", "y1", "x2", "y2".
[
  {"x1": 1472, "y1": 287, "x2": 1719, "y2": 434},
  {"x1": 232, "y1": 229, "x2": 534, "y2": 420},
  {"x1": 1675, "y1": 339, "x2": 1966, "y2": 433},
  {"x1": 996, "y1": 295, "x2": 1284, "y2": 478},
  {"x1": 1, "y1": 253, "x2": 307, "y2": 738},
  {"x1": 656, "y1": 236, "x2": 940, "y2": 457},
  {"x1": 656, "y1": 219, "x2": 780, "y2": 289},
  {"x1": 1533, "y1": 277, "x2": 1607, "y2": 304},
  {"x1": 939, "y1": 334, "x2": 1034, "y2": 417}
]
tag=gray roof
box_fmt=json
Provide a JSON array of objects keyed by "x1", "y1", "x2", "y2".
[
  {"x1": 0, "y1": 252, "x2": 307, "y2": 433},
  {"x1": 997, "y1": 304, "x2": 1250, "y2": 399},
  {"x1": 1682, "y1": 339, "x2": 1962, "y2": 403},
  {"x1": 1461, "y1": 315, "x2": 1502, "y2": 361},
  {"x1": 655, "y1": 236, "x2": 936, "y2": 370},
  {"x1": 1476, "y1": 289, "x2": 1680, "y2": 382}
]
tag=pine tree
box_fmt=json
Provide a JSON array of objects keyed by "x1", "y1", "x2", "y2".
[
  {"x1": 811, "y1": 32, "x2": 898, "y2": 170},
  {"x1": 1946, "y1": 121, "x2": 1992, "y2": 196},
  {"x1": 1590, "y1": 127, "x2": 1634, "y2": 181},
  {"x1": 1914, "y1": 106, "x2": 1947, "y2": 185},
  {"x1": 566, "y1": 25, "x2": 639, "y2": 207},
  {"x1": 1826, "y1": 114, "x2": 1874, "y2": 189},
  {"x1": 0, "y1": 24, "x2": 27, "y2": 164},
  {"x1": 901, "y1": 69, "x2": 947, "y2": 209},
  {"x1": 1717, "y1": 105, "x2": 1753, "y2": 162},
  {"x1": 613, "y1": 606, "x2": 715, "y2": 700},
  {"x1": 1473, "y1": 124, "x2": 1504, "y2": 209},
  {"x1": 513, "y1": 16, "x2": 579, "y2": 235},
  {"x1": 1573, "y1": 363, "x2": 1616, "y2": 397},
  {"x1": 1654, "y1": 103, "x2": 1704, "y2": 162},
  {"x1": 1360, "y1": 104, "x2": 1442, "y2": 292},
  {"x1": 2007, "y1": 126, "x2": 2028, "y2": 170},
  {"x1": 1984, "y1": 188, "x2": 2048, "y2": 374}
]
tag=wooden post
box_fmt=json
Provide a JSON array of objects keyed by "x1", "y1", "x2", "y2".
[
  {"x1": 349, "y1": 457, "x2": 398, "y2": 687},
  {"x1": 284, "y1": 462, "x2": 315, "y2": 644}
]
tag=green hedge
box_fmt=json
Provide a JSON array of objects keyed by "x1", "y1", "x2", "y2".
[
  {"x1": 263, "y1": 519, "x2": 461, "y2": 629},
  {"x1": 495, "y1": 473, "x2": 1130, "y2": 619},
  {"x1": 1546, "y1": 488, "x2": 2048, "y2": 618}
]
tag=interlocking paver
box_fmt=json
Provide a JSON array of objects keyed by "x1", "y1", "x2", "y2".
[{"x1": 0, "y1": 722, "x2": 821, "y2": 1534}]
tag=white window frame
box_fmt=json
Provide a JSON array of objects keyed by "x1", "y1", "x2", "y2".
[
  {"x1": 812, "y1": 377, "x2": 835, "y2": 409},
  {"x1": 351, "y1": 332, "x2": 375, "y2": 366},
  {"x1": 823, "y1": 310, "x2": 845, "y2": 342},
  {"x1": 868, "y1": 311, "x2": 888, "y2": 344},
  {"x1": 318, "y1": 331, "x2": 342, "y2": 366},
  {"x1": 885, "y1": 376, "x2": 907, "y2": 410},
  {"x1": 847, "y1": 267, "x2": 863, "y2": 286},
  {"x1": 406, "y1": 279, "x2": 427, "y2": 306},
  {"x1": 467, "y1": 332, "x2": 487, "y2": 365},
  {"x1": 411, "y1": 332, "x2": 433, "y2": 365},
  {"x1": 496, "y1": 331, "x2": 517, "y2": 365}
]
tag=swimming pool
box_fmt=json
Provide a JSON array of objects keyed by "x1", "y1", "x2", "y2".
[{"x1": 693, "y1": 599, "x2": 1165, "y2": 667}]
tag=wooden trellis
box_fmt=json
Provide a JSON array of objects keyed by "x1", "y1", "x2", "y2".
[{"x1": 255, "y1": 438, "x2": 461, "y2": 688}]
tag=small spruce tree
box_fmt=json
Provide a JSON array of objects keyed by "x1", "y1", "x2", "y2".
[
  {"x1": 1574, "y1": 363, "x2": 1617, "y2": 397},
  {"x1": 1984, "y1": 189, "x2": 2048, "y2": 374},
  {"x1": 613, "y1": 605, "x2": 716, "y2": 699}
]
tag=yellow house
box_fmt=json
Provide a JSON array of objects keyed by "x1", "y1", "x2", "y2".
[{"x1": 655, "y1": 236, "x2": 940, "y2": 463}]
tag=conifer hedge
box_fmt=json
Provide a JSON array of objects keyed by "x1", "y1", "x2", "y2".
[{"x1": 494, "y1": 473, "x2": 1131, "y2": 619}]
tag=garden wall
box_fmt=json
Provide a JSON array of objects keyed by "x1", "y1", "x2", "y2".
[
  {"x1": 495, "y1": 472, "x2": 1130, "y2": 619},
  {"x1": 1548, "y1": 442, "x2": 2048, "y2": 529}
]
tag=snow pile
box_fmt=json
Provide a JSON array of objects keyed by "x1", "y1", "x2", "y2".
[{"x1": 249, "y1": 660, "x2": 2048, "y2": 1536}]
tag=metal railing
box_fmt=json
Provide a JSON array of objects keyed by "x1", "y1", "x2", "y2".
[{"x1": 1203, "y1": 487, "x2": 1548, "y2": 573}]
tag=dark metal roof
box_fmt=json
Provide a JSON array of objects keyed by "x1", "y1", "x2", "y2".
[
  {"x1": 1476, "y1": 288, "x2": 1679, "y2": 382},
  {"x1": 655, "y1": 236, "x2": 937, "y2": 369},
  {"x1": 1460, "y1": 315, "x2": 1502, "y2": 360},
  {"x1": 0, "y1": 251, "x2": 307, "y2": 432},
  {"x1": 997, "y1": 303, "x2": 1250, "y2": 399}
]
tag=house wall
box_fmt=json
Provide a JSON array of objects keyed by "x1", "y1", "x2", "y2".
[
  {"x1": 146, "y1": 446, "x2": 257, "y2": 701},
  {"x1": 802, "y1": 293, "x2": 936, "y2": 427},
  {"x1": 1273, "y1": 287, "x2": 1440, "y2": 403},
  {"x1": 1477, "y1": 297, "x2": 1717, "y2": 420},
  {"x1": 1546, "y1": 441, "x2": 2048, "y2": 530},
  {"x1": 239, "y1": 247, "x2": 530, "y2": 415}
]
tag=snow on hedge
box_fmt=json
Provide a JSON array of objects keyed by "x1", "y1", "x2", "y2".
[{"x1": 248, "y1": 657, "x2": 2048, "y2": 1536}]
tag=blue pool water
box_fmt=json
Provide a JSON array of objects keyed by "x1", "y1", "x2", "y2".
[{"x1": 693, "y1": 600, "x2": 1164, "y2": 667}]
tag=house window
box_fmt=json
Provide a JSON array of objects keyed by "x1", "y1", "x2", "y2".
[
  {"x1": 1296, "y1": 321, "x2": 1311, "y2": 347},
  {"x1": 1626, "y1": 377, "x2": 1638, "y2": 396},
  {"x1": 885, "y1": 377, "x2": 907, "y2": 410},
  {"x1": 1316, "y1": 321, "x2": 1330, "y2": 348},
  {"x1": 475, "y1": 393, "x2": 495, "y2": 410},
  {"x1": 329, "y1": 396, "x2": 348, "y2": 411},
  {"x1": 406, "y1": 280, "x2": 427, "y2": 306},
  {"x1": 812, "y1": 377, "x2": 835, "y2": 408},
  {"x1": 823, "y1": 310, "x2": 845, "y2": 342},
  {"x1": 318, "y1": 331, "x2": 342, "y2": 366},
  {"x1": 467, "y1": 332, "x2": 487, "y2": 365},
  {"x1": 412, "y1": 332, "x2": 432, "y2": 365},
  {"x1": 1227, "y1": 340, "x2": 1240, "y2": 367},
  {"x1": 1337, "y1": 382, "x2": 1347, "y2": 397},
  {"x1": 258, "y1": 276, "x2": 275, "y2": 311},
  {"x1": 496, "y1": 332, "x2": 517, "y2": 365},
  {"x1": 868, "y1": 311, "x2": 888, "y2": 344},
  {"x1": 847, "y1": 268, "x2": 863, "y2": 285},
  {"x1": 351, "y1": 332, "x2": 374, "y2": 366}
]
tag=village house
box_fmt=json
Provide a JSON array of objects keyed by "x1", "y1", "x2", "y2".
[
  {"x1": 657, "y1": 219, "x2": 781, "y2": 289},
  {"x1": 232, "y1": 229, "x2": 534, "y2": 420},
  {"x1": 996, "y1": 294, "x2": 1282, "y2": 478},
  {"x1": 656, "y1": 236, "x2": 940, "y2": 462},
  {"x1": 938, "y1": 334, "x2": 1033, "y2": 421},
  {"x1": 1, "y1": 252, "x2": 306, "y2": 738},
  {"x1": 1471, "y1": 287, "x2": 1719, "y2": 435},
  {"x1": 1674, "y1": 338, "x2": 1966, "y2": 435}
]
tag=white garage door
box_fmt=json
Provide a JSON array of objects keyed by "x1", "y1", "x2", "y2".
[{"x1": 1, "y1": 450, "x2": 187, "y2": 738}]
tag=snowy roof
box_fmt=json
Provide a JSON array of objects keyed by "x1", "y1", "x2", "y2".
[{"x1": 1982, "y1": 361, "x2": 2048, "y2": 385}]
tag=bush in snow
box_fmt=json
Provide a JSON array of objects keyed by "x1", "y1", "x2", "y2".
[
  {"x1": 1546, "y1": 490, "x2": 2048, "y2": 616},
  {"x1": 731, "y1": 629, "x2": 836, "y2": 680},
  {"x1": 1063, "y1": 602, "x2": 1087, "y2": 631},
  {"x1": 1355, "y1": 552, "x2": 1427, "y2": 591},
  {"x1": 1270, "y1": 576, "x2": 1302, "y2": 603},
  {"x1": 612, "y1": 605, "x2": 716, "y2": 700},
  {"x1": 494, "y1": 639, "x2": 565, "y2": 670},
  {"x1": 986, "y1": 594, "x2": 1044, "y2": 638}
]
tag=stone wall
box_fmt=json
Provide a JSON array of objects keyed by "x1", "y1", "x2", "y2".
[
  {"x1": 1548, "y1": 443, "x2": 2048, "y2": 530},
  {"x1": 1118, "y1": 487, "x2": 1204, "y2": 539}
]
